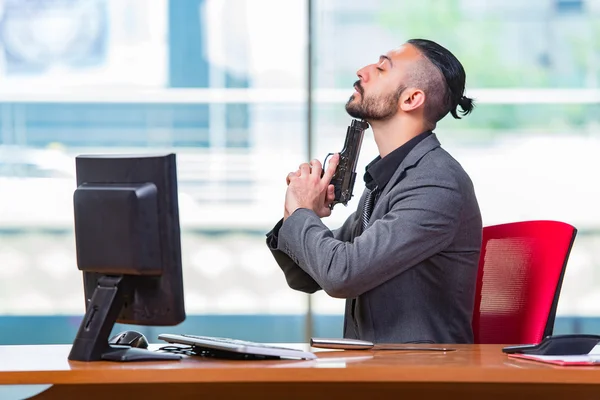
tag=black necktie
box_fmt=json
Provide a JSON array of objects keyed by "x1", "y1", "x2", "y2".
[{"x1": 362, "y1": 188, "x2": 376, "y2": 231}]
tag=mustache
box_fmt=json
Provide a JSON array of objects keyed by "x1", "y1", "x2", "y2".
[{"x1": 353, "y1": 80, "x2": 364, "y2": 96}]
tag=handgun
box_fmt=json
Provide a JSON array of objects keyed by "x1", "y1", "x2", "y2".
[{"x1": 323, "y1": 119, "x2": 369, "y2": 209}]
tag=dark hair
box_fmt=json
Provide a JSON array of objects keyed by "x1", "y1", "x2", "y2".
[{"x1": 407, "y1": 38, "x2": 474, "y2": 123}]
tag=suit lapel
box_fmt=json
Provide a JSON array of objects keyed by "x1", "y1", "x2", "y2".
[{"x1": 378, "y1": 133, "x2": 442, "y2": 200}]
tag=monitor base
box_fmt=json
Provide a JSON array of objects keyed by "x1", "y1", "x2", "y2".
[{"x1": 68, "y1": 275, "x2": 183, "y2": 362}]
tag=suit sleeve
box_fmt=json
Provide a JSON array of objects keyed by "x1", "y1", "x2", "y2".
[
  {"x1": 276, "y1": 175, "x2": 463, "y2": 299},
  {"x1": 266, "y1": 219, "x2": 320, "y2": 293},
  {"x1": 266, "y1": 211, "x2": 361, "y2": 294}
]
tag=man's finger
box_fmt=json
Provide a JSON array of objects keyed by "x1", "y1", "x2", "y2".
[
  {"x1": 322, "y1": 153, "x2": 340, "y2": 183},
  {"x1": 287, "y1": 171, "x2": 299, "y2": 184},
  {"x1": 327, "y1": 184, "x2": 335, "y2": 201},
  {"x1": 286, "y1": 170, "x2": 300, "y2": 185},
  {"x1": 299, "y1": 162, "x2": 311, "y2": 176},
  {"x1": 310, "y1": 159, "x2": 323, "y2": 177}
]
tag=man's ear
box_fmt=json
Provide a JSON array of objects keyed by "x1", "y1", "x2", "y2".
[{"x1": 399, "y1": 88, "x2": 425, "y2": 112}]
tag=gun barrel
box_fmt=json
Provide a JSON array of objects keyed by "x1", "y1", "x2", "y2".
[{"x1": 328, "y1": 119, "x2": 369, "y2": 207}]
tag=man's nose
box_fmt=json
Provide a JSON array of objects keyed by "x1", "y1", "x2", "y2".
[{"x1": 356, "y1": 66, "x2": 369, "y2": 83}]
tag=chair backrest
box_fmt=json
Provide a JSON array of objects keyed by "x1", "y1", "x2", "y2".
[{"x1": 472, "y1": 220, "x2": 577, "y2": 344}]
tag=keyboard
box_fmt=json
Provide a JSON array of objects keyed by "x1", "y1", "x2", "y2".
[{"x1": 158, "y1": 333, "x2": 317, "y2": 360}]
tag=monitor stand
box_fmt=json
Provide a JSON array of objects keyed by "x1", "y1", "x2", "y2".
[{"x1": 68, "y1": 275, "x2": 181, "y2": 362}]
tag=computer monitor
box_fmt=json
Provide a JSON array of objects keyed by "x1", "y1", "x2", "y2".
[{"x1": 68, "y1": 153, "x2": 186, "y2": 362}]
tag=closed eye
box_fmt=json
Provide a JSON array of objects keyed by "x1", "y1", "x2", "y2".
[{"x1": 378, "y1": 55, "x2": 393, "y2": 69}]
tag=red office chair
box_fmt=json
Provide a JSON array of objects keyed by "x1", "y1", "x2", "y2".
[{"x1": 472, "y1": 220, "x2": 577, "y2": 344}]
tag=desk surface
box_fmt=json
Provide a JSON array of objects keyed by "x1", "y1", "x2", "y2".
[{"x1": 1, "y1": 343, "x2": 600, "y2": 386}]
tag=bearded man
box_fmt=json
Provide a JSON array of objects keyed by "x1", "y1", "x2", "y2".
[{"x1": 266, "y1": 39, "x2": 482, "y2": 344}]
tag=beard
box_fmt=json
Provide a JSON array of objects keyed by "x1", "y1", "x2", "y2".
[{"x1": 345, "y1": 81, "x2": 405, "y2": 121}]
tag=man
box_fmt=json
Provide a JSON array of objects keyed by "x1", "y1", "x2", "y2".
[{"x1": 265, "y1": 39, "x2": 482, "y2": 344}]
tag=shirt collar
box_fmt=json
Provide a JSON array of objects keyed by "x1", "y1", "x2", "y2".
[{"x1": 364, "y1": 130, "x2": 433, "y2": 190}]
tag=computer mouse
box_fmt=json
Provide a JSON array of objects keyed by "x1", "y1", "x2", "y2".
[{"x1": 108, "y1": 330, "x2": 149, "y2": 349}]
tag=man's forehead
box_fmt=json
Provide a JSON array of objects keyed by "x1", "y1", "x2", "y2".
[{"x1": 387, "y1": 44, "x2": 422, "y2": 62}]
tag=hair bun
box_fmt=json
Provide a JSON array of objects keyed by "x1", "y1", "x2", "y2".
[{"x1": 457, "y1": 95, "x2": 475, "y2": 116}]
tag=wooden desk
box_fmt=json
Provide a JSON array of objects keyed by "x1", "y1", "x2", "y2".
[{"x1": 1, "y1": 344, "x2": 600, "y2": 400}]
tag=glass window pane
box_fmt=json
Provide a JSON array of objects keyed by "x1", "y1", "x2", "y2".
[
  {"x1": 0, "y1": 0, "x2": 310, "y2": 342},
  {"x1": 311, "y1": 0, "x2": 600, "y2": 327}
]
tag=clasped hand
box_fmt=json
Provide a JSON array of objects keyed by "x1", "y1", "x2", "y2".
[{"x1": 284, "y1": 154, "x2": 340, "y2": 220}]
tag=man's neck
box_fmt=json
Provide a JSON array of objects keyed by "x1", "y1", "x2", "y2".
[{"x1": 369, "y1": 117, "x2": 430, "y2": 158}]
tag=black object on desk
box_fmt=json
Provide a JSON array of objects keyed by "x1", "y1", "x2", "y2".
[
  {"x1": 68, "y1": 154, "x2": 185, "y2": 363},
  {"x1": 502, "y1": 334, "x2": 600, "y2": 356}
]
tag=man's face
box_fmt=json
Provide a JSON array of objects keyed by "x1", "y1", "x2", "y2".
[{"x1": 345, "y1": 44, "x2": 421, "y2": 121}]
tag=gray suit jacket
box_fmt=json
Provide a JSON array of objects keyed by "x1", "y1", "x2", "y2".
[{"x1": 266, "y1": 133, "x2": 482, "y2": 344}]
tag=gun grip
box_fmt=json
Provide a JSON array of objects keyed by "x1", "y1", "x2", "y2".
[{"x1": 333, "y1": 181, "x2": 342, "y2": 201}]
